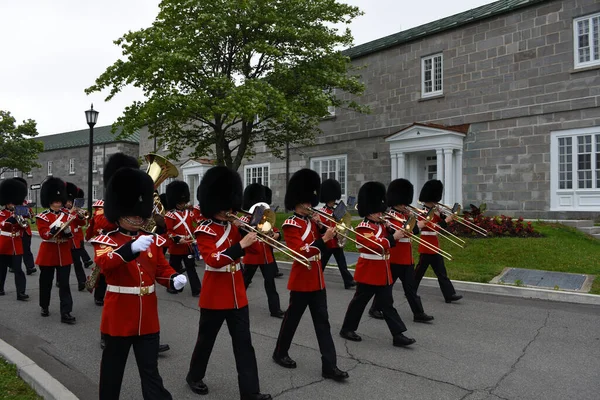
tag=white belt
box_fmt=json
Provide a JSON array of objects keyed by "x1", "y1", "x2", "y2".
[
  {"x1": 205, "y1": 263, "x2": 241, "y2": 273},
  {"x1": 107, "y1": 284, "x2": 155, "y2": 296},
  {"x1": 42, "y1": 238, "x2": 68, "y2": 243},
  {"x1": 397, "y1": 238, "x2": 410, "y2": 243},
  {"x1": 421, "y1": 231, "x2": 438, "y2": 236},
  {"x1": 0, "y1": 231, "x2": 20, "y2": 237},
  {"x1": 359, "y1": 253, "x2": 390, "y2": 261}
]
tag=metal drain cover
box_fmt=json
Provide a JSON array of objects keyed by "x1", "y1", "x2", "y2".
[{"x1": 491, "y1": 268, "x2": 590, "y2": 292}]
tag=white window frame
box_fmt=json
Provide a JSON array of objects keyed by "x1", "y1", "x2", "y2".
[
  {"x1": 310, "y1": 154, "x2": 348, "y2": 200},
  {"x1": 327, "y1": 88, "x2": 336, "y2": 117},
  {"x1": 244, "y1": 163, "x2": 270, "y2": 188},
  {"x1": 158, "y1": 177, "x2": 175, "y2": 195},
  {"x1": 574, "y1": 13, "x2": 600, "y2": 69},
  {"x1": 92, "y1": 156, "x2": 98, "y2": 173},
  {"x1": 27, "y1": 170, "x2": 32, "y2": 177},
  {"x1": 69, "y1": 158, "x2": 75, "y2": 175},
  {"x1": 13, "y1": 170, "x2": 18, "y2": 178},
  {"x1": 47, "y1": 161, "x2": 53, "y2": 176},
  {"x1": 92, "y1": 185, "x2": 98, "y2": 201},
  {"x1": 27, "y1": 189, "x2": 32, "y2": 202},
  {"x1": 550, "y1": 127, "x2": 600, "y2": 211},
  {"x1": 421, "y1": 53, "x2": 444, "y2": 98}
]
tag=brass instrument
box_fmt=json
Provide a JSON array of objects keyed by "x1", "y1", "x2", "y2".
[
  {"x1": 407, "y1": 204, "x2": 465, "y2": 248},
  {"x1": 13, "y1": 205, "x2": 30, "y2": 228},
  {"x1": 241, "y1": 202, "x2": 277, "y2": 236},
  {"x1": 226, "y1": 211, "x2": 313, "y2": 269},
  {"x1": 141, "y1": 153, "x2": 179, "y2": 232},
  {"x1": 435, "y1": 202, "x2": 488, "y2": 237},
  {"x1": 85, "y1": 263, "x2": 100, "y2": 293}
]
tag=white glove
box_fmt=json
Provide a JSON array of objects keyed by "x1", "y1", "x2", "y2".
[
  {"x1": 173, "y1": 274, "x2": 188, "y2": 290},
  {"x1": 131, "y1": 235, "x2": 154, "y2": 253}
]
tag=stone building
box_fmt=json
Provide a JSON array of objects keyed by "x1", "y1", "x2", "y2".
[{"x1": 3, "y1": 125, "x2": 139, "y2": 206}]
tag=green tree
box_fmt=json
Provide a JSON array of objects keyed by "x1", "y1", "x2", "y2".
[
  {"x1": 0, "y1": 110, "x2": 44, "y2": 176},
  {"x1": 86, "y1": 0, "x2": 366, "y2": 170}
]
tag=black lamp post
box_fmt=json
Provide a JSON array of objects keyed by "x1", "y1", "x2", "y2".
[{"x1": 85, "y1": 104, "x2": 99, "y2": 215}]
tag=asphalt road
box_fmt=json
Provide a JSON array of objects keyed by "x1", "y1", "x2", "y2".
[{"x1": 0, "y1": 236, "x2": 599, "y2": 400}]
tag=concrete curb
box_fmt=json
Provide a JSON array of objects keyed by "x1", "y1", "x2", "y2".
[{"x1": 0, "y1": 338, "x2": 79, "y2": 400}]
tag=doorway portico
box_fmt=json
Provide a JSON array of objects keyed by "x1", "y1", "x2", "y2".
[
  {"x1": 385, "y1": 123, "x2": 468, "y2": 206},
  {"x1": 180, "y1": 159, "x2": 214, "y2": 206}
]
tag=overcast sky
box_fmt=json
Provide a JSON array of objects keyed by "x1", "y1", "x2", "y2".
[{"x1": 0, "y1": 0, "x2": 496, "y2": 136}]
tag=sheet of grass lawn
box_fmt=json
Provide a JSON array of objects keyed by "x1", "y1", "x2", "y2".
[
  {"x1": 273, "y1": 214, "x2": 600, "y2": 295},
  {"x1": 0, "y1": 357, "x2": 42, "y2": 400}
]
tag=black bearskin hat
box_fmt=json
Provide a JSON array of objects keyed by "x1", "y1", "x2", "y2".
[
  {"x1": 103, "y1": 153, "x2": 139, "y2": 188},
  {"x1": 13, "y1": 177, "x2": 27, "y2": 187},
  {"x1": 284, "y1": 169, "x2": 320, "y2": 210},
  {"x1": 65, "y1": 182, "x2": 79, "y2": 202},
  {"x1": 0, "y1": 179, "x2": 27, "y2": 206},
  {"x1": 320, "y1": 179, "x2": 341, "y2": 203},
  {"x1": 357, "y1": 181, "x2": 387, "y2": 217},
  {"x1": 264, "y1": 186, "x2": 273, "y2": 205},
  {"x1": 77, "y1": 188, "x2": 85, "y2": 199},
  {"x1": 41, "y1": 177, "x2": 66, "y2": 208},
  {"x1": 199, "y1": 166, "x2": 243, "y2": 219},
  {"x1": 243, "y1": 183, "x2": 267, "y2": 211},
  {"x1": 104, "y1": 168, "x2": 154, "y2": 223},
  {"x1": 166, "y1": 180, "x2": 190, "y2": 209},
  {"x1": 159, "y1": 193, "x2": 168, "y2": 209},
  {"x1": 387, "y1": 179, "x2": 414, "y2": 207},
  {"x1": 419, "y1": 180, "x2": 444, "y2": 203}
]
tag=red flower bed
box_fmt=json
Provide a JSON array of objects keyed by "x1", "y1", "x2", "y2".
[{"x1": 446, "y1": 203, "x2": 540, "y2": 238}]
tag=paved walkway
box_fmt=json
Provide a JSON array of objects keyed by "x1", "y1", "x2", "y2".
[{"x1": 0, "y1": 236, "x2": 599, "y2": 400}]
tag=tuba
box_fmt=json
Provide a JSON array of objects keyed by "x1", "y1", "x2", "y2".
[{"x1": 142, "y1": 153, "x2": 179, "y2": 232}]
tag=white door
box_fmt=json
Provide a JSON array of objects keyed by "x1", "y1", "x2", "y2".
[
  {"x1": 416, "y1": 153, "x2": 438, "y2": 197},
  {"x1": 186, "y1": 174, "x2": 199, "y2": 206}
]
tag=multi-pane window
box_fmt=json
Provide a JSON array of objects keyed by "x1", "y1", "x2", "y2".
[
  {"x1": 27, "y1": 171, "x2": 32, "y2": 177},
  {"x1": 13, "y1": 170, "x2": 18, "y2": 177},
  {"x1": 574, "y1": 13, "x2": 600, "y2": 69},
  {"x1": 310, "y1": 155, "x2": 347, "y2": 197},
  {"x1": 558, "y1": 137, "x2": 573, "y2": 189},
  {"x1": 557, "y1": 134, "x2": 600, "y2": 190},
  {"x1": 92, "y1": 185, "x2": 98, "y2": 201},
  {"x1": 244, "y1": 164, "x2": 269, "y2": 187},
  {"x1": 577, "y1": 136, "x2": 593, "y2": 188},
  {"x1": 27, "y1": 189, "x2": 32, "y2": 202},
  {"x1": 47, "y1": 161, "x2": 53, "y2": 176},
  {"x1": 92, "y1": 156, "x2": 98, "y2": 172},
  {"x1": 69, "y1": 158, "x2": 75, "y2": 175},
  {"x1": 596, "y1": 135, "x2": 600, "y2": 188},
  {"x1": 422, "y1": 53, "x2": 443, "y2": 98}
]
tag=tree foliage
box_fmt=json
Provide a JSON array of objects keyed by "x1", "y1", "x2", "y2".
[
  {"x1": 0, "y1": 111, "x2": 44, "y2": 176},
  {"x1": 86, "y1": 0, "x2": 366, "y2": 170}
]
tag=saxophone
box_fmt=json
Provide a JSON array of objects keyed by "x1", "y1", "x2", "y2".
[{"x1": 85, "y1": 263, "x2": 100, "y2": 293}]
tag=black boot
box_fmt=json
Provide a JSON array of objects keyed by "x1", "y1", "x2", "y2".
[
  {"x1": 17, "y1": 293, "x2": 29, "y2": 301},
  {"x1": 241, "y1": 393, "x2": 272, "y2": 400},
  {"x1": 84, "y1": 260, "x2": 93, "y2": 269},
  {"x1": 26, "y1": 268, "x2": 37, "y2": 275},
  {"x1": 368, "y1": 309, "x2": 384, "y2": 320},
  {"x1": 344, "y1": 280, "x2": 356, "y2": 289},
  {"x1": 272, "y1": 353, "x2": 297, "y2": 369},
  {"x1": 78, "y1": 283, "x2": 86, "y2": 292},
  {"x1": 270, "y1": 310, "x2": 285, "y2": 319},
  {"x1": 158, "y1": 344, "x2": 170, "y2": 353},
  {"x1": 413, "y1": 313, "x2": 434, "y2": 323},
  {"x1": 339, "y1": 330, "x2": 362, "y2": 342},
  {"x1": 445, "y1": 294, "x2": 463, "y2": 303},
  {"x1": 61, "y1": 313, "x2": 76, "y2": 325},
  {"x1": 100, "y1": 337, "x2": 106, "y2": 349},
  {"x1": 393, "y1": 334, "x2": 416, "y2": 347},
  {"x1": 41, "y1": 308, "x2": 49, "y2": 317},
  {"x1": 322, "y1": 366, "x2": 349, "y2": 381},
  {"x1": 95, "y1": 299, "x2": 104, "y2": 306},
  {"x1": 186, "y1": 376, "x2": 208, "y2": 395}
]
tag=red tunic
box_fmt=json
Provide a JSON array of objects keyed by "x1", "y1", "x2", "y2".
[
  {"x1": 239, "y1": 215, "x2": 275, "y2": 265},
  {"x1": 195, "y1": 219, "x2": 248, "y2": 310},
  {"x1": 387, "y1": 209, "x2": 414, "y2": 265},
  {"x1": 22, "y1": 201, "x2": 33, "y2": 236},
  {"x1": 91, "y1": 231, "x2": 177, "y2": 337},
  {"x1": 192, "y1": 206, "x2": 206, "y2": 226},
  {"x1": 353, "y1": 220, "x2": 395, "y2": 286},
  {"x1": 85, "y1": 200, "x2": 118, "y2": 241},
  {"x1": 318, "y1": 206, "x2": 341, "y2": 249},
  {"x1": 418, "y1": 212, "x2": 443, "y2": 255},
  {"x1": 165, "y1": 209, "x2": 195, "y2": 255},
  {"x1": 0, "y1": 209, "x2": 26, "y2": 255},
  {"x1": 282, "y1": 215, "x2": 326, "y2": 292},
  {"x1": 35, "y1": 210, "x2": 74, "y2": 266},
  {"x1": 63, "y1": 208, "x2": 86, "y2": 249}
]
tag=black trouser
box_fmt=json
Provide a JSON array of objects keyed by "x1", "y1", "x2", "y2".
[
  {"x1": 100, "y1": 332, "x2": 172, "y2": 400},
  {"x1": 414, "y1": 253, "x2": 456, "y2": 300},
  {"x1": 169, "y1": 253, "x2": 201, "y2": 295},
  {"x1": 371, "y1": 264, "x2": 425, "y2": 316},
  {"x1": 39, "y1": 265, "x2": 73, "y2": 314},
  {"x1": 243, "y1": 262, "x2": 281, "y2": 314},
  {"x1": 0, "y1": 255, "x2": 26, "y2": 294},
  {"x1": 342, "y1": 283, "x2": 407, "y2": 337},
  {"x1": 95, "y1": 273, "x2": 107, "y2": 302},
  {"x1": 66, "y1": 248, "x2": 87, "y2": 285},
  {"x1": 22, "y1": 234, "x2": 35, "y2": 271},
  {"x1": 321, "y1": 247, "x2": 354, "y2": 286},
  {"x1": 274, "y1": 289, "x2": 337, "y2": 371},
  {"x1": 78, "y1": 240, "x2": 92, "y2": 264},
  {"x1": 187, "y1": 306, "x2": 260, "y2": 396}
]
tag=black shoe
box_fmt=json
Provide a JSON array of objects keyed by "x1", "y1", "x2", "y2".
[
  {"x1": 41, "y1": 308, "x2": 49, "y2": 317},
  {"x1": 270, "y1": 310, "x2": 285, "y2": 319},
  {"x1": 322, "y1": 366, "x2": 349, "y2": 381},
  {"x1": 368, "y1": 309, "x2": 384, "y2": 320},
  {"x1": 166, "y1": 288, "x2": 179, "y2": 294},
  {"x1": 84, "y1": 261, "x2": 93, "y2": 269},
  {"x1": 17, "y1": 293, "x2": 29, "y2": 301},
  {"x1": 272, "y1": 353, "x2": 297, "y2": 369},
  {"x1": 192, "y1": 292, "x2": 200, "y2": 298},
  {"x1": 393, "y1": 333, "x2": 416, "y2": 347},
  {"x1": 275, "y1": 272, "x2": 284, "y2": 278},
  {"x1": 0, "y1": 290, "x2": 5, "y2": 296},
  {"x1": 8, "y1": 268, "x2": 14, "y2": 273},
  {"x1": 100, "y1": 338, "x2": 106, "y2": 349},
  {"x1": 61, "y1": 313, "x2": 76, "y2": 325},
  {"x1": 26, "y1": 268, "x2": 37, "y2": 275},
  {"x1": 339, "y1": 330, "x2": 362, "y2": 342},
  {"x1": 158, "y1": 344, "x2": 170, "y2": 353},
  {"x1": 186, "y1": 377, "x2": 208, "y2": 395},
  {"x1": 95, "y1": 299, "x2": 104, "y2": 306},
  {"x1": 445, "y1": 294, "x2": 463, "y2": 304},
  {"x1": 413, "y1": 313, "x2": 434, "y2": 323},
  {"x1": 344, "y1": 280, "x2": 356, "y2": 289},
  {"x1": 78, "y1": 283, "x2": 86, "y2": 292},
  {"x1": 241, "y1": 393, "x2": 272, "y2": 400}
]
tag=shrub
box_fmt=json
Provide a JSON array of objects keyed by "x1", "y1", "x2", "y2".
[{"x1": 446, "y1": 203, "x2": 540, "y2": 238}]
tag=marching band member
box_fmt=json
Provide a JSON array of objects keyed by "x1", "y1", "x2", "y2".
[
  {"x1": 186, "y1": 166, "x2": 270, "y2": 400},
  {"x1": 36, "y1": 177, "x2": 76, "y2": 324},
  {"x1": 91, "y1": 166, "x2": 186, "y2": 400},
  {"x1": 240, "y1": 183, "x2": 284, "y2": 318},
  {"x1": 339, "y1": 182, "x2": 415, "y2": 347},
  {"x1": 368, "y1": 179, "x2": 434, "y2": 322},
  {"x1": 64, "y1": 183, "x2": 89, "y2": 292},
  {"x1": 0, "y1": 178, "x2": 29, "y2": 300},
  {"x1": 164, "y1": 180, "x2": 201, "y2": 297},
  {"x1": 13, "y1": 177, "x2": 36, "y2": 275},
  {"x1": 264, "y1": 187, "x2": 283, "y2": 279},
  {"x1": 414, "y1": 180, "x2": 462, "y2": 303},
  {"x1": 273, "y1": 169, "x2": 348, "y2": 382},
  {"x1": 318, "y1": 178, "x2": 356, "y2": 289},
  {"x1": 157, "y1": 193, "x2": 170, "y2": 255}
]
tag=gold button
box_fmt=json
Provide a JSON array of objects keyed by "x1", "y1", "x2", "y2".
[
  {"x1": 141, "y1": 272, "x2": 144, "y2": 275},
  {"x1": 141, "y1": 281, "x2": 145, "y2": 285}
]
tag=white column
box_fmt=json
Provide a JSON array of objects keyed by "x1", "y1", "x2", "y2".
[
  {"x1": 455, "y1": 149, "x2": 463, "y2": 207},
  {"x1": 409, "y1": 155, "x2": 418, "y2": 206},
  {"x1": 397, "y1": 152, "x2": 406, "y2": 179},
  {"x1": 444, "y1": 149, "x2": 453, "y2": 205},
  {"x1": 391, "y1": 153, "x2": 398, "y2": 180},
  {"x1": 436, "y1": 149, "x2": 444, "y2": 183}
]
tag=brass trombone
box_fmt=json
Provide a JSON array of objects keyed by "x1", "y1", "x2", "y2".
[
  {"x1": 305, "y1": 205, "x2": 384, "y2": 256},
  {"x1": 225, "y1": 212, "x2": 312, "y2": 269},
  {"x1": 406, "y1": 205, "x2": 465, "y2": 248},
  {"x1": 435, "y1": 202, "x2": 488, "y2": 237}
]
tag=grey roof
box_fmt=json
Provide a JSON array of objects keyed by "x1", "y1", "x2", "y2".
[
  {"x1": 343, "y1": 0, "x2": 549, "y2": 59},
  {"x1": 37, "y1": 125, "x2": 139, "y2": 151}
]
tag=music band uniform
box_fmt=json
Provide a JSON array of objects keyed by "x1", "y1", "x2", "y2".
[
  {"x1": 186, "y1": 166, "x2": 270, "y2": 400},
  {"x1": 13, "y1": 177, "x2": 36, "y2": 275},
  {"x1": 63, "y1": 183, "x2": 89, "y2": 291}
]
